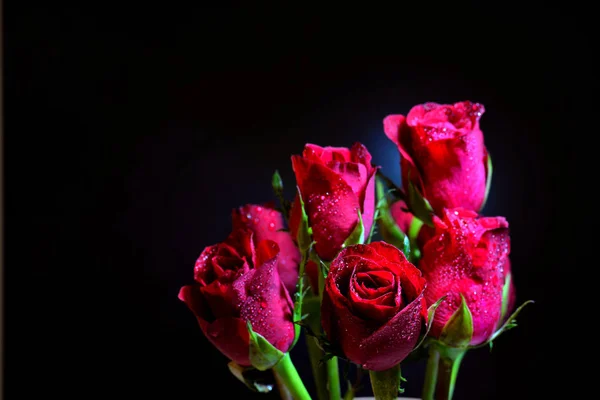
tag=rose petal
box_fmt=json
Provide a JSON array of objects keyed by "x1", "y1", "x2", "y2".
[
  {"x1": 357, "y1": 292, "x2": 425, "y2": 371},
  {"x1": 353, "y1": 271, "x2": 394, "y2": 298},
  {"x1": 322, "y1": 285, "x2": 425, "y2": 371},
  {"x1": 291, "y1": 156, "x2": 360, "y2": 261},
  {"x1": 200, "y1": 280, "x2": 237, "y2": 319},
  {"x1": 255, "y1": 240, "x2": 280, "y2": 268},
  {"x1": 232, "y1": 204, "x2": 301, "y2": 295},
  {"x1": 204, "y1": 317, "x2": 252, "y2": 366},
  {"x1": 179, "y1": 286, "x2": 251, "y2": 365},
  {"x1": 383, "y1": 114, "x2": 423, "y2": 193},
  {"x1": 178, "y1": 284, "x2": 213, "y2": 324},
  {"x1": 328, "y1": 162, "x2": 368, "y2": 200},
  {"x1": 226, "y1": 228, "x2": 257, "y2": 267},
  {"x1": 232, "y1": 253, "x2": 295, "y2": 353},
  {"x1": 303, "y1": 144, "x2": 352, "y2": 163},
  {"x1": 350, "y1": 142, "x2": 374, "y2": 175},
  {"x1": 349, "y1": 272, "x2": 400, "y2": 322}
]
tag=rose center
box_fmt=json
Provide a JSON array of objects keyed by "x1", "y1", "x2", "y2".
[{"x1": 352, "y1": 270, "x2": 399, "y2": 306}]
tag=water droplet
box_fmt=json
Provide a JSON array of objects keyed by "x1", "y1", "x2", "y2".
[
  {"x1": 260, "y1": 301, "x2": 267, "y2": 308},
  {"x1": 268, "y1": 222, "x2": 276, "y2": 231}
]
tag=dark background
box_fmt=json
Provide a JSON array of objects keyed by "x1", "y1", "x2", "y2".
[{"x1": 6, "y1": 3, "x2": 589, "y2": 399}]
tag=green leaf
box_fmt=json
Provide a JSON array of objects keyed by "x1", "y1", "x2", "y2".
[
  {"x1": 375, "y1": 176, "x2": 410, "y2": 255},
  {"x1": 480, "y1": 152, "x2": 493, "y2": 212},
  {"x1": 247, "y1": 321, "x2": 284, "y2": 371},
  {"x1": 499, "y1": 272, "x2": 512, "y2": 325},
  {"x1": 227, "y1": 361, "x2": 275, "y2": 393},
  {"x1": 295, "y1": 187, "x2": 313, "y2": 253},
  {"x1": 342, "y1": 209, "x2": 365, "y2": 248},
  {"x1": 406, "y1": 172, "x2": 434, "y2": 227},
  {"x1": 439, "y1": 294, "x2": 473, "y2": 348},
  {"x1": 412, "y1": 295, "x2": 447, "y2": 353}
]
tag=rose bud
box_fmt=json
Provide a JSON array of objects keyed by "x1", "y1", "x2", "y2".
[
  {"x1": 232, "y1": 203, "x2": 300, "y2": 295},
  {"x1": 289, "y1": 143, "x2": 378, "y2": 261},
  {"x1": 420, "y1": 208, "x2": 510, "y2": 346},
  {"x1": 384, "y1": 101, "x2": 490, "y2": 215},
  {"x1": 321, "y1": 242, "x2": 427, "y2": 371},
  {"x1": 178, "y1": 228, "x2": 295, "y2": 366}
]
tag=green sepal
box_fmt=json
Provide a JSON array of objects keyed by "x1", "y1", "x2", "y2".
[
  {"x1": 375, "y1": 170, "x2": 406, "y2": 201},
  {"x1": 480, "y1": 152, "x2": 493, "y2": 212},
  {"x1": 295, "y1": 187, "x2": 313, "y2": 253},
  {"x1": 375, "y1": 176, "x2": 411, "y2": 256},
  {"x1": 500, "y1": 272, "x2": 512, "y2": 324},
  {"x1": 342, "y1": 209, "x2": 365, "y2": 248},
  {"x1": 439, "y1": 295, "x2": 473, "y2": 348},
  {"x1": 247, "y1": 321, "x2": 284, "y2": 371},
  {"x1": 319, "y1": 259, "x2": 329, "y2": 279},
  {"x1": 227, "y1": 361, "x2": 275, "y2": 393},
  {"x1": 412, "y1": 295, "x2": 446, "y2": 353},
  {"x1": 406, "y1": 171, "x2": 434, "y2": 227},
  {"x1": 476, "y1": 300, "x2": 535, "y2": 350},
  {"x1": 407, "y1": 217, "x2": 423, "y2": 263}
]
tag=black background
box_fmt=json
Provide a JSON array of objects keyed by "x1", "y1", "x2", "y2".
[{"x1": 6, "y1": 3, "x2": 590, "y2": 399}]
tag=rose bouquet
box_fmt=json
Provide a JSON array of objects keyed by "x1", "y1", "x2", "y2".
[{"x1": 178, "y1": 101, "x2": 533, "y2": 400}]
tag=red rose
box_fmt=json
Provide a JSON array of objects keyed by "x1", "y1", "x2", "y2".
[
  {"x1": 232, "y1": 203, "x2": 300, "y2": 295},
  {"x1": 384, "y1": 101, "x2": 489, "y2": 214},
  {"x1": 289, "y1": 143, "x2": 378, "y2": 261},
  {"x1": 420, "y1": 208, "x2": 510, "y2": 345},
  {"x1": 321, "y1": 242, "x2": 427, "y2": 371},
  {"x1": 178, "y1": 228, "x2": 295, "y2": 366}
]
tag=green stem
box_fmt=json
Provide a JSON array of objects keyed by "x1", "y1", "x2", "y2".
[
  {"x1": 422, "y1": 345, "x2": 440, "y2": 400},
  {"x1": 326, "y1": 356, "x2": 341, "y2": 400},
  {"x1": 274, "y1": 369, "x2": 294, "y2": 400},
  {"x1": 435, "y1": 348, "x2": 466, "y2": 400},
  {"x1": 272, "y1": 353, "x2": 312, "y2": 400},
  {"x1": 422, "y1": 343, "x2": 466, "y2": 400},
  {"x1": 305, "y1": 296, "x2": 328, "y2": 400},
  {"x1": 369, "y1": 364, "x2": 402, "y2": 400}
]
